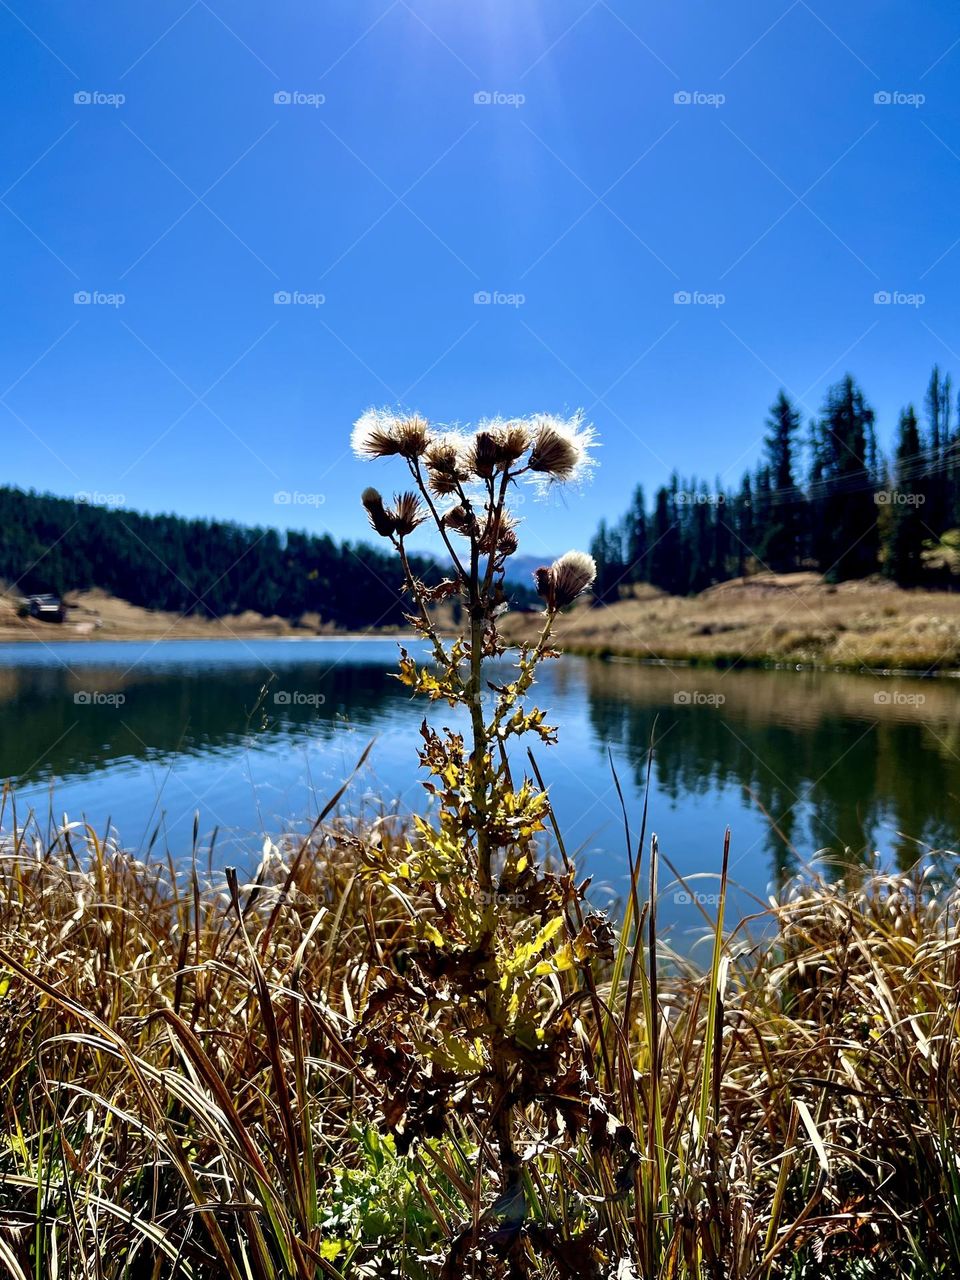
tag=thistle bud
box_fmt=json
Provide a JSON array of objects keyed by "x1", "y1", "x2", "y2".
[{"x1": 361, "y1": 487, "x2": 397, "y2": 538}]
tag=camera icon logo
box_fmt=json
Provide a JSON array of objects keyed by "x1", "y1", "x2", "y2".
[
  {"x1": 274, "y1": 691, "x2": 292, "y2": 705},
  {"x1": 274, "y1": 290, "x2": 291, "y2": 304},
  {"x1": 674, "y1": 90, "x2": 692, "y2": 105},
  {"x1": 73, "y1": 691, "x2": 91, "y2": 705},
  {"x1": 873, "y1": 690, "x2": 891, "y2": 704},
  {"x1": 74, "y1": 91, "x2": 92, "y2": 105},
  {"x1": 874, "y1": 91, "x2": 892, "y2": 105},
  {"x1": 673, "y1": 290, "x2": 691, "y2": 304},
  {"x1": 74, "y1": 291, "x2": 91, "y2": 304},
  {"x1": 474, "y1": 91, "x2": 492, "y2": 105},
  {"x1": 274, "y1": 91, "x2": 292, "y2": 105},
  {"x1": 674, "y1": 690, "x2": 691, "y2": 704}
]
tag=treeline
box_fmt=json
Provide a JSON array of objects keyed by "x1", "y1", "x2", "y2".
[
  {"x1": 0, "y1": 488, "x2": 435, "y2": 629},
  {"x1": 591, "y1": 368, "x2": 960, "y2": 600}
]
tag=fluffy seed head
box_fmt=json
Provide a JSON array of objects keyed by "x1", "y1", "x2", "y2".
[
  {"x1": 474, "y1": 417, "x2": 532, "y2": 470},
  {"x1": 352, "y1": 409, "x2": 431, "y2": 461},
  {"x1": 492, "y1": 420, "x2": 532, "y2": 467},
  {"x1": 534, "y1": 549, "x2": 597, "y2": 610},
  {"x1": 527, "y1": 413, "x2": 596, "y2": 487}
]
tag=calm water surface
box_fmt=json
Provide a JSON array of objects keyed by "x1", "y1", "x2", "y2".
[{"x1": 2, "y1": 638, "x2": 958, "y2": 936}]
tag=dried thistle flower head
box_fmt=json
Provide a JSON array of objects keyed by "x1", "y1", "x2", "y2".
[
  {"x1": 527, "y1": 413, "x2": 596, "y2": 488},
  {"x1": 424, "y1": 432, "x2": 470, "y2": 495},
  {"x1": 389, "y1": 491, "x2": 427, "y2": 538},
  {"x1": 534, "y1": 549, "x2": 597, "y2": 610},
  {"x1": 468, "y1": 431, "x2": 499, "y2": 479},
  {"x1": 552, "y1": 549, "x2": 597, "y2": 606},
  {"x1": 442, "y1": 503, "x2": 478, "y2": 537},
  {"x1": 478, "y1": 511, "x2": 518, "y2": 556},
  {"x1": 497, "y1": 526, "x2": 519, "y2": 557},
  {"x1": 491, "y1": 420, "x2": 532, "y2": 467},
  {"x1": 352, "y1": 409, "x2": 432, "y2": 461},
  {"x1": 361, "y1": 486, "x2": 397, "y2": 538}
]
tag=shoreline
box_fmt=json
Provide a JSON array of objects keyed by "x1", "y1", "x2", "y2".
[
  {"x1": 499, "y1": 571, "x2": 960, "y2": 677},
  {"x1": 6, "y1": 624, "x2": 960, "y2": 679},
  {"x1": 8, "y1": 572, "x2": 960, "y2": 677},
  {"x1": 551, "y1": 643, "x2": 960, "y2": 678}
]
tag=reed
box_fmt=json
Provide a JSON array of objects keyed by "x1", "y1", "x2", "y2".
[{"x1": 0, "y1": 801, "x2": 957, "y2": 1277}]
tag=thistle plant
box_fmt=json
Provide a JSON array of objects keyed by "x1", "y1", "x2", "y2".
[{"x1": 349, "y1": 409, "x2": 635, "y2": 1271}]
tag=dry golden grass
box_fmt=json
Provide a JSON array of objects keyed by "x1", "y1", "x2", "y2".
[
  {"x1": 0, "y1": 806, "x2": 959, "y2": 1277},
  {"x1": 501, "y1": 572, "x2": 960, "y2": 672}
]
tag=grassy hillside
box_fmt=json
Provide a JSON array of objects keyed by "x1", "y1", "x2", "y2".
[{"x1": 501, "y1": 571, "x2": 960, "y2": 672}]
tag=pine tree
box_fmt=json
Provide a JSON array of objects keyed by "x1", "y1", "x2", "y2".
[
  {"x1": 623, "y1": 485, "x2": 648, "y2": 583},
  {"x1": 589, "y1": 519, "x2": 625, "y2": 605},
  {"x1": 884, "y1": 406, "x2": 926, "y2": 585},
  {"x1": 760, "y1": 390, "x2": 803, "y2": 572},
  {"x1": 648, "y1": 485, "x2": 681, "y2": 593},
  {"x1": 811, "y1": 375, "x2": 880, "y2": 581},
  {"x1": 924, "y1": 365, "x2": 952, "y2": 533}
]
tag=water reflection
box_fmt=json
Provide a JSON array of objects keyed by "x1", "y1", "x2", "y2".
[
  {"x1": 0, "y1": 642, "x2": 956, "y2": 901},
  {"x1": 576, "y1": 660, "x2": 960, "y2": 887}
]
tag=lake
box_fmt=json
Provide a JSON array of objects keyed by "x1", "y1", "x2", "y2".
[{"x1": 2, "y1": 638, "x2": 957, "y2": 939}]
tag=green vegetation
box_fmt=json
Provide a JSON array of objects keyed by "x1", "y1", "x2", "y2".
[{"x1": 591, "y1": 367, "x2": 960, "y2": 598}]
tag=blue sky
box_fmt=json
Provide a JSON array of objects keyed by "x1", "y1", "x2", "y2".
[{"x1": 2, "y1": 1, "x2": 960, "y2": 562}]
